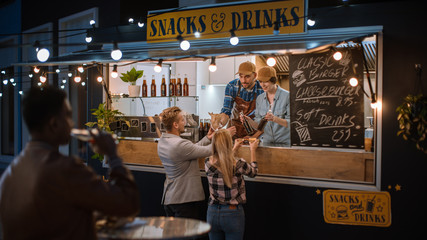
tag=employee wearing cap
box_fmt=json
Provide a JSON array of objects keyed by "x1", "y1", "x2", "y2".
[
  {"x1": 220, "y1": 61, "x2": 264, "y2": 138},
  {"x1": 244, "y1": 66, "x2": 290, "y2": 145}
]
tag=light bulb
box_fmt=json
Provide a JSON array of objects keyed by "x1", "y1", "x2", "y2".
[
  {"x1": 349, "y1": 77, "x2": 358, "y2": 87},
  {"x1": 3, "y1": 80, "x2": 8, "y2": 85},
  {"x1": 209, "y1": 64, "x2": 217, "y2": 72},
  {"x1": 307, "y1": 19, "x2": 316, "y2": 26},
  {"x1": 230, "y1": 36, "x2": 239, "y2": 45},
  {"x1": 371, "y1": 101, "x2": 378, "y2": 109},
  {"x1": 180, "y1": 40, "x2": 190, "y2": 51},
  {"x1": 37, "y1": 48, "x2": 50, "y2": 62},
  {"x1": 111, "y1": 49, "x2": 122, "y2": 61},
  {"x1": 40, "y1": 76, "x2": 47, "y2": 83},
  {"x1": 333, "y1": 51, "x2": 343, "y2": 61},
  {"x1": 154, "y1": 65, "x2": 162, "y2": 73},
  {"x1": 60, "y1": 85, "x2": 65, "y2": 89},
  {"x1": 78, "y1": 66, "x2": 84, "y2": 73},
  {"x1": 128, "y1": 18, "x2": 134, "y2": 24},
  {"x1": 55, "y1": 69, "x2": 60, "y2": 73},
  {"x1": 85, "y1": 36, "x2": 92, "y2": 43},
  {"x1": 29, "y1": 73, "x2": 33, "y2": 78},
  {"x1": 267, "y1": 57, "x2": 276, "y2": 66},
  {"x1": 138, "y1": 22, "x2": 144, "y2": 28},
  {"x1": 9, "y1": 78, "x2": 14, "y2": 83},
  {"x1": 34, "y1": 67, "x2": 40, "y2": 73},
  {"x1": 194, "y1": 31, "x2": 201, "y2": 38},
  {"x1": 68, "y1": 72, "x2": 72, "y2": 77},
  {"x1": 81, "y1": 82, "x2": 86, "y2": 86},
  {"x1": 111, "y1": 71, "x2": 118, "y2": 78},
  {"x1": 62, "y1": 78, "x2": 67, "y2": 84},
  {"x1": 74, "y1": 76, "x2": 81, "y2": 83},
  {"x1": 97, "y1": 76, "x2": 103, "y2": 82},
  {"x1": 89, "y1": 20, "x2": 96, "y2": 26}
]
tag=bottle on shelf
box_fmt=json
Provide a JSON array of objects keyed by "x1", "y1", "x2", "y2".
[
  {"x1": 151, "y1": 75, "x2": 156, "y2": 97},
  {"x1": 183, "y1": 74, "x2": 189, "y2": 96},
  {"x1": 161, "y1": 74, "x2": 167, "y2": 97},
  {"x1": 169, "y1": 74, "x2": 175, "y2": 96},
  {"x1": 176, "y1": 74, "x2": 182, "y2": 96},
  {"x1": 142, "y1": 75, "x2": 148, "y2": 97}
]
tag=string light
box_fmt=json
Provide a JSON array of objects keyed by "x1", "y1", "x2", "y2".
[
  {"x1": 154, "y1": 59, "x2": 163, "y2": 73},
  {"x1": 111, "y1": 42, "x2": 122, "y2": 61},
  {"x1": 74, "y1": 75, "x2": 81, "y2": 83},
  {"x1": 9, "y1": 78, "x2": 14, "y2": 83},
  {"x1": 111, "y1": 64, "x2": 118, "y2": 78},
  {"x1": 62, "y1": 78, "x2": 67, "y2": 84},
  {"x1": 40, "y1": 75, "x2": 47, "y2": 83},
  {"x1": 229, "y1": 30, "x2": 239, "y2": 45},
  {"x1": 128, "y1": 18, "x2": 134, "y2": 24},
  {"x1": 29, "y1": 73, "x2": 33, "y2": 78},
  {"x1": 177, "y1": 35, "x2": 190, "y2": 51},
  {"x1": 89, "y1": 20, "x2": 96, "y2": 26},
  {"x1": 3, "y1": 80, "x2": 8, "y2": 85},
  {"x1": 97, "y1": 76, "x2": 103, "y2": 82},
  {"x1": 78, "y1": 66, "x2": 84, "y2": 73},
  {"x1": 85, "y1": 32, "x2": 93, "y2": 43},
  {"x1": 333, "y1": 50, "x2": 343, "y2": 61},
  {"x1": 81, "y1": 82, "x2": 86, "y2": 86},
  {"x1": 307, "y1": 18, "x2": 316, "y2": 27},
  {"x1": 68, "y1": 72, "x2": 72, "y2": 77},
  {"x1": 55, "y1": 68, "x2": 60, "y2": 73},
  {"x1": 209, "y1": 57, "x2": 217, "y2": 72},
  {"x1": 194, "y1": 31, "x2": 201, "y2": 38},
  {"x1": 34, "y1": 41, "x2": 50, "y2": 62},
  {"x1": 34, "y1": 66, "x2": 40, "y2": 73}
]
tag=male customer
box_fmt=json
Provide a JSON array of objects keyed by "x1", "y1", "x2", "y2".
[
  {"x1": 0, "y1": 87, "x2": 139, "y2": 239},
  {"x1": 158, "y1": 106, "x2": 213, "y2": 220},
  {"x1": 220, "y1": 61, "x2": 264, "y2": 138}
]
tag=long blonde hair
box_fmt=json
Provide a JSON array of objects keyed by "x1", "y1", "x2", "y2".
[{"x1": 211, "y1": 129, "x2": 235, "y2": 188}]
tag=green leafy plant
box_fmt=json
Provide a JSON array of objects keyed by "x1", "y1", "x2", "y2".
[
  {"x1": 120, "y1": 67, "x2": 144, "y2": 85},
  {"x1": 86, "y1": 103, "x2": 129, "y2": 160},
  {"x1": 396, "y1": 94, "x2": 427, "y2": 154}
]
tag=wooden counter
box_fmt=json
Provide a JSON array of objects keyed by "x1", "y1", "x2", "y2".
[{"x1": 117, "y1": 140, "x2": 374, "y2": 183}]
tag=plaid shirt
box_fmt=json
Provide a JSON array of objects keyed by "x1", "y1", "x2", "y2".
[
  {"x1": 220, "y1": 78, "x2": 264, "y2": 117},
  {"x1": 205, "y1": 157, "x2": 258, "y2": 205}
]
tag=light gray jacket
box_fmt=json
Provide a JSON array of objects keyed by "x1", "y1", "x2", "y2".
[{"x1": 157, "y1": 133, "x2": 212, "y2": 205}]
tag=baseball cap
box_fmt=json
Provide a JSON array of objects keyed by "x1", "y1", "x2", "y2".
[
  {"x1": 236, "y1": 61, "x2": 256, "y2": 75},
  {"x1": 257, "y1": 66, "x2": 277, "y2": 82}
]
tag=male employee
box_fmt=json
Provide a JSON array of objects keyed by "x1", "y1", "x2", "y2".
[{"x1": 220, "y1": 61, "x2": 264, "y2": 138}]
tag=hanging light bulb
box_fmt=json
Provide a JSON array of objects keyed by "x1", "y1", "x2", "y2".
[
  {"x1": 89, "y1": 20, "x2": 96, "y2": 26},
  {"x1": 128, "y1": 18, "x2": 134, "y2": 24},
  {"x1": 40, "y1": 75, "x2": 47, "y2": 83},
  {"x1": 29, "y1": 73, "x2": 33, "y2": 78},
  {"x1": 111, "y1": 65, "x2": 118, "y2": 78},
  {"x1": 9, "y1": 78, "x2": 14, "y2": 83},
  {"x1": 209, "y1": 57, "x2": 217, "y2": 72},
  {"x1": 307, "y1": 18, "x2": 316, "y2": 27},
  {"x1": 229, "y1": 30, "x2": 239, "y2": 46},
  {"x1": 3, "y1": 79, "x2": 8, "y2": 85},
  {"x1": 68, "y1": 72, "x2": 72, "y2": 77},
  {"x1": 81, "y1": 82, "x2": 86, "y2": 86},
  {"x1": 266, "y1": 57, "x2": 276, "y2": 66},
  {"x1": 177, "y1": 35, "x2": 190, "y2": 51},
  {"x1": 85, "y1": 34, "x2": 92, "y2": 43},
  {"x1": 78, "y1": 66, "x2": 84, "y2": 73},
  {"x1": 154, "y1": 59, "x2": 163, "y2": 73},
  {"x1": 74, "y1": 75, "x2": 81, "y2": 83},
  {"x1": 111, "y1": 42, "x2": 122, "y2": 61},
  {"x1": 62, "y1": 78, "x2": 67, "y2": 84},
  {"x1": 55, "y1": 68, "x2": 60, "y2": 73},
  {"x1": 97, "y1": 76, "x2": 103, "y2": 82},
  {"x1": 60, "y1": 85, "x2": 65, "y2": 89},
  {"x1": 194, "y1": 31, "x2": 201, "y2": 38},
  {"x1": 349, "y1": 77, "x2": 358, "y2": 87},
  {"x1": 34, "y1": 66, "x2": 40, "y2": 73},
  {"x1": 19, "y1": 91, "x2": 23, "y2": 95},
  {"x1": 36, "y1": 47, "x2": 50, "y2": 62}
]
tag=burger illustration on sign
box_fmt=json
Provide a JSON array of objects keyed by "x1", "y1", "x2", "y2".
[{"x1": 336, "y1": 205, "x2": 349, "y2": 220}]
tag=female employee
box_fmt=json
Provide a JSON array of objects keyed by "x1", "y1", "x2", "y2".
[
  {"x1": 205, "y1": 129, "x2": 258, "y2": 240},
  {"x1": 244, "y1": 66, "x2": 291, "y2": 145}
]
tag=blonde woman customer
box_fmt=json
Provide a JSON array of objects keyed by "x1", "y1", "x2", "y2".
[{"x1": 205, "y1": 129, "x2": 259, "y2": 240}]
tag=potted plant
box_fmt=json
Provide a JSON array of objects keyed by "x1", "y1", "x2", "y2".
[
  {"x1": 120, "y1": 67, "x2": 144, "y2": 97},
  {"x1": 86, "y1": 103, "x2": 129, "y2": 161},
  {"x1": 396, "y1": 94, "x2": 427, "y2": 154}
]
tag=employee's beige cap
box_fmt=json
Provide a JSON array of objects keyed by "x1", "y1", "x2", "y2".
[
  {"x1": 236, "y1": 61, "x2": 256, "y2": 75},
  {"x1": 257, "y1": 66, "x2": 277, "y2": 82}
]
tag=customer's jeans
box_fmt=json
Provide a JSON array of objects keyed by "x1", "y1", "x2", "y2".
[
  {"x1": 207, "y1": 204, "x2": 245, "y2": 240},
  {"x1": 164, "y1": 201, "x2": 206, "y2": 220}
]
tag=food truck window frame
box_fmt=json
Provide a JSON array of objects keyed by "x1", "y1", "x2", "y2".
[{"x1": 120, "y1": 30, "x2": 383, "y2": 192}]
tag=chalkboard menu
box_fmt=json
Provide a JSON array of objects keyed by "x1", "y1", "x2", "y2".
[{"x1": 289, "y1": 48, "x2": 365, "y2": 149}]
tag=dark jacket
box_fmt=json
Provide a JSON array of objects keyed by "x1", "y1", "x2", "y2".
[{"x1": 0, "y1": 141, "x2": 140, "y2": 240}]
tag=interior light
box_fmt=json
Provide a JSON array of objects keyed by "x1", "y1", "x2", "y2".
[
  {"x1": 9, "y1": 78, "x2": 14, "y2": 83},
  {"x1": 40, "y1": 75, "x2": 47, "y2": 83},
  {"x1": 29, "y1": 73, "x2": 33, "y2": 78},
  {"x1": 34, "y1": 66, "x2": 40, "y2": 73},
  {"x1": 266, "y1": 57, "x2": 276, "y2": 66},
  {"x1": 177, "y1": 35, "x2": 190, "y2": 51},
  {"x1": 111, "y1": 65, "x2": 118, "y2": 78},
  {"x1": 62, "y1": 78, "x2": 67, "y2": 84},
  {"x1": 12, "y1": 83, "x2": 16, "y2": 86},
  {"x1": 85, "y1": 35, "x2": 92, "y2": 43},
  {"x1": 154, "y1": 59, "x2": 163, "y2": 73},
  {"x1": 19, "y1": 91, "x2": 23, "y2": 95},
  {"x1": 0, "y1": 93, "x2": 2, "y2": 97},
  {"x1": 111, "y1": 42, "x2": 122, "y2": 61},
  {"x1": 194, "y1": 31, "x2": 201, "y2": 38},
  {"x1": 209, "y1": 57, "x2": 217, "y2": 72},
  {"x1": 60, "y1": 85, "x2": 65, "y2": 89},
  {"x1": 128, "y1": 18, "x2": 134, "y2": 24},
  {"x1": 97, "y1": 76, "x2": 103, "y2": 82},
  {"x1": 81, "y1": 82, "x2": 86, "y2": 86},
  {"x1": 349, "y1": 77, "x2": 358, "y2": 87},
  {"x1": 37, "y1": 82, "x2": 42, "y2": 86},
  {"x1": 229, "y1": 30, "x2": 239, "y2": 46},
  {"x1": 78, "y1": 66, "x2": 84, "y2": 73},
  {"x1": 307, "y1": 19, "x2": 316, "y2": 27},
  {"x1": 138, "y1": 22, "x2": 145, "y2": 28},
  {"x1": 89, "y1": 20, "x2": 96, "y2": 26},
  {"x1": 0, "y1": 70, "x2": 5, "y2": 74},
  {"x1": 3, "y1": 80, "x2": 8, "y2": 85},
  {"x1": 55, "y1": 68, "x2": 60, "y2": 73}
]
